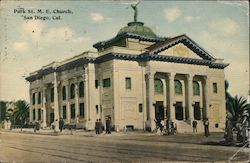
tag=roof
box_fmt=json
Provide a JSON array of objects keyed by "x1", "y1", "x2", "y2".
[
  {"x1": 93, "y1": 32, "x2": 165, "y2": 49},
  {"x1": 26, "y1": 51, "x2": 228, "y2": 82},
  {"x1": 117, "y1": 21, "x2": 157, "y2": 38},
  {"x1": 146, "y1": 34, "x2": 215, "y2": 61}
]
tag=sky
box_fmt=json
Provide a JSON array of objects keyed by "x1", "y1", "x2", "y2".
[{"x1": 0, "y1": 0, "x2": 249, "y2": 102}]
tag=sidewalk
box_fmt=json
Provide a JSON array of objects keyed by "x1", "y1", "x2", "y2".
[{"x1": 0, "y1": 128, "x2": 149, "y2": 137}]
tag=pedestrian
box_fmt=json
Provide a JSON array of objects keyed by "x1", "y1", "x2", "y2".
[
  {"x1": 204, "y1": 118, "x2": 209, "y2": 137},
  {"x1": 98, "y1": 118, "x2": 103, "y2": 134},
  {"x1": 59, "y1": 117, "x2": 64, "y2": 133},
  {"x1": 106, "y1": 116, "x2": 111, "y2": 134},
  {"x1": 192, "y1": 120, "x2": 198, "y2": 133},
  {"x1": 95, "y1": 119, "x2": 99, "y2": 134}
]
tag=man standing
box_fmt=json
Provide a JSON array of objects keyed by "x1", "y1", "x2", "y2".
[
  {"x1": 192, "y1": 120, "x2": 198, "y2": 133},
  {"x1": 59, "y1": 117, "x2": 64, "y2": 133},
  {"x1": 204, "y1": 118, "x2": 209, "y2": 137}
]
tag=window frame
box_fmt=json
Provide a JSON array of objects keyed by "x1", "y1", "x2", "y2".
[
  {"x1": 125, "y1": 77, "x2": 132, "y2": 90},
  {"x1": 174, "y1": 80, "x2": 183, "y2": 95},
  {"x1": 103, "y1": 78, "x2": 111, "y2": 88}
]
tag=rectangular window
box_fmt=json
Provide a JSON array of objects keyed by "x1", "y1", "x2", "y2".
[
  {"x1": 103, "y1": 78, "x2": 111, "y2": 87},
  {"x1": 50, "y1": 87, "x2": 54, "y2": 102},
  {"x1": 95, "y1": 80, "x2": 99, "y2": 88},
  {"x1": 139, "y1": 104, "x2": 143, "y2": 113},
  {"x1": 32, "y1": 93, "x2": 36, "y2": 105},
  {"x1": 125, "y1": 77, "x2": 131, "y2": 89},
  {"x1": 38, "y1": 109, "x2": 41, "y2": 121},
  {"x1": 79, "y1": 103, "x2": 84, "y2": 118},
  {"x1": 96, "y1": 105, "x2": 98, "y2": 114},
  {"x1": 38, "y1": 92, "x2": 41, "y2": 104},
  {"x1": 213, "y1": 83, "x2": 218, "y2": 93},
  {"x1": 63, "y1": 105, "x2": 67, "y2": 119},
  {"x1": 70, "y1": 104, "x2": 75, "y2": 119},
  {"x1": 33, "y1": 109, "x2": 36, "y2": 120}
]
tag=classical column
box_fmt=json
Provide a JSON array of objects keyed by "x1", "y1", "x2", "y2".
[
  {"x1": 66, "y1": 84, "x2": 70, "y2": 123},
  {"x1": 41, "y1": 87, "x2": 47, "y2": 128},
  {"x1": 204, "y1": 76, "x2": 210, "y2": 119},
  {"x1": 168, "y1": 73, "x2": 176, "y2": 121},
  {"x1": 53, "y1": 72, "x2": 60, "y2": 131},
  {"x1": 163, "y1": 79, "x2": 167, "y2": 121},
  {"x1": 83, "y1": 69, "x2": 89, "y2": 127},
  {"x1": 35, "y1": 91, "x2": 38, "y2": 121},
  {"x1": 147, "y1": 71, "x2": 155, "y2": 130},
  {"x1": 75, "y1": 82, "x2": 79, "y2": 123},
  {"x1": 186, "y1": 74, "x2": 194, "y2": 122},
  {"x1": 29, "y1": 90, "x2": 33, "y2": 122}
]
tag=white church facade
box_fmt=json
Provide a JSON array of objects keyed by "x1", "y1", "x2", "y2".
[{"x1": 26, "y1": 17, "x2": 228, "y2": 133}]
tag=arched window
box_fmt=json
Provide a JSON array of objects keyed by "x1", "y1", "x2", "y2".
[
  {"x1": 154, "y1": 79, "x2": 163, "y2": 94},
  {"x1": 79, "y1": 82, "x2": 84, "y2": 97},
  {"x1": 38, "y1": 92, "x2": 41, "y2": 104},
  {"x1": 62, "y1": 86, "x2": 66, "y2": 100},
  {"x1": 174, "y1": 80, "x2": 182, "y2": 95},
  {"x1": 193, "y1": 81, "x2": 200, "y2": 96},
  {"x1": 70, "y1": 84, "x2": 75, "y2": 99}
]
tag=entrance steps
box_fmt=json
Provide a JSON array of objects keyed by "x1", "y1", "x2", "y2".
[
  {"x1": 174, "y1": 120, "x2": 193, "y2": 133},
  {"x1": 174, "y1": 120, "x2": 224, "y2": 133}
]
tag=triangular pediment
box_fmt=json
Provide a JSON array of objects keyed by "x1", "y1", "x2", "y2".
[
  {"x1": 147, "y1": 34, "x2": 215, "y2": 61},
  {"x1": 159, "y1": 43, "x2": 203, "y2": 59}
]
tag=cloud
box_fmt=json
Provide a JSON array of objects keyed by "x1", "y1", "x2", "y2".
[
  {"x1": 90, "y1": 13, "x2": 104, "y2": 22},
  {"x1": 184, "y1": 16, "x2": 193, "y2": 23},
  {"x1": 209, "y1": 18, "x2": 240, "y2": 36},
  {"x1": 164, "y1": 7, "x2": 181, "y2": 23},
  {"x1": 21, "y1": 20, "x2": 45, "y2": 41},
  {"x1": 13, "y1": 41, "x2": 29, "y2": 52}
]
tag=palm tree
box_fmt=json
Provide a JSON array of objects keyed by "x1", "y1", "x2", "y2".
[
  {"x1": 227, "y1": 96, "x2": 248, "y2": 125},
  {"x1": 227, "y1": 96, "x2": 248, "y2": 142},
  {"x1": 13, "y1": 100, "x2": 29, "y2": 126}
]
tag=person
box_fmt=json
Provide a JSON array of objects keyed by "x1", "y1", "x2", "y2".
[
  {"x1": 192, "y1": 120, "x2": 198, "y2": 133},
  {"x1": 106, "y1": 116, "x2": 111, "y2": 134},
  {"x1": 54, "y1": 119, "x2": 59, "y2": 133},
  {"x1": 59, "y1": 117, "x2": 64, "y2": 133},
  {"x1": 204, "y1": 118, "x2": 209, "y2": 137},
  {"x1": 98, "y1": 119, "x2": 103, "y2": 134}
]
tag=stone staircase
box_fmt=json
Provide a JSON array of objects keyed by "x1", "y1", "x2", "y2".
[
  {"x1": 174, "y1": 120, "x2": 224, "y2": 133},
  {"x1": 175, "y1": 120, "x2": 193, "y2": 133}
]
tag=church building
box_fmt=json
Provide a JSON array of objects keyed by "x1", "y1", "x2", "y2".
[{"x1": 26, "y1": 7, "x2": 228, "y2": 133}]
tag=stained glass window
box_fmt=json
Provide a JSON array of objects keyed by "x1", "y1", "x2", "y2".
[
  {"x1": 175, "y1": 80, "x2": 182, "y2": 95},
  {"x1": 154, "y1": 79, "x2": 163, "y2": 94},
  {"x1": 193, "y1": 81, "x2": 200, "y2": 96}
]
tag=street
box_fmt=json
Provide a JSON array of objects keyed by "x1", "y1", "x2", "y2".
[{"x1": 0, "y1": 131, "x2": 249, "y2": 162}]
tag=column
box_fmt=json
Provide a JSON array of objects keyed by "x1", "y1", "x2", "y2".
[
  {"x1": 53, "y1": 72, "x2": 60, "y2": 131},
  {"x1": 75, "y1": 82, "x2": 79, "y2": 123},
  {"x1": 147, "y1": 71, "x2": 155, "y2": 130},
  {"x1": 35, "y1": 91, "x2": 38, "y2": 121},
  {"x1": 204, "y1": 76, "x2": 210, "y2": 119},
  {"x1": 163, "y1": 79, "x2": 167, "y2": 121},
  {"x1": 168, "y1": 73, "x2": 176, "y2": 121},
  {"x1": 29, "y1": 90, "x2": 33, "y2": 122},
  {"x1": 186, "y1": 74, "x2": 194, "y2": 122},
  {"x1": 83, "y1": 69, "x2": 89, "y2": 128},
  {"x1": 66, "y1": 84, "x2": 70, "y2": 123},
  {"x1": 42, "y1": 87, "x2": 47, "y2": 128}
]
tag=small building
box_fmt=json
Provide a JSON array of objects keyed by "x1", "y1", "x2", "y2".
[{"x1": 25, "y1": 12, "x2": 228, "y2": 132}]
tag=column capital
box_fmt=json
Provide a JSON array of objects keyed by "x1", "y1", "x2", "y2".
[
  {"x1": 145, "y1": 71, "x2": 155, "y2": 79},
  {"x1": 186, "y1": 74, "x2": 194, "y2": 80},
  {"x1": 168, "y1": 73, "x2": 176, "y2": 80}
]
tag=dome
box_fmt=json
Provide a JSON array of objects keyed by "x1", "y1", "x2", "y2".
[{"x1": 117, "y1": 22, "x2": 157, "y2": 38}]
